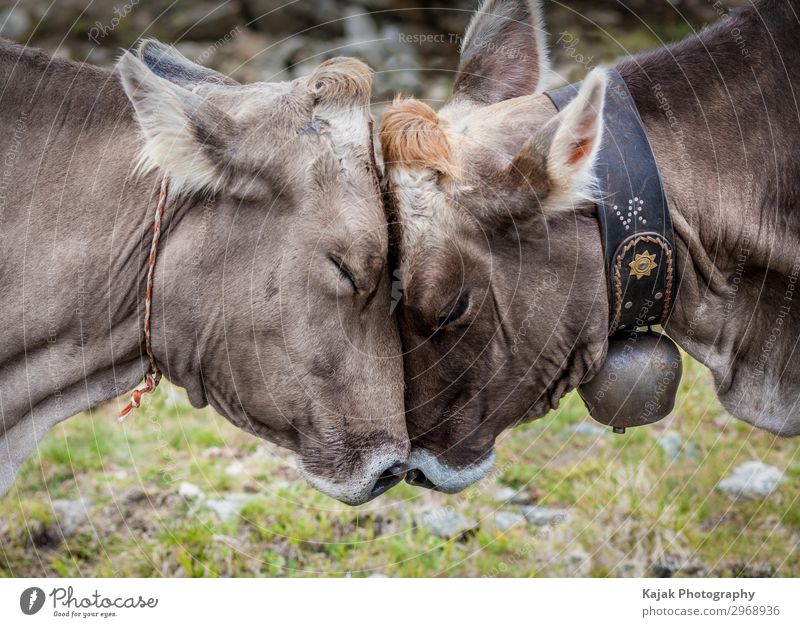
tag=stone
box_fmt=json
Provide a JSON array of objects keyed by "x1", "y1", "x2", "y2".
[
  {"x1": 51, "y1": 498, "x2": 91, "y2": 538},
  {"x1": 492, "y1": 486, "x2": 534, "y2": 505},
  {"x1": 650, "y1": 554, "x2": 687, "y2": 578},
  {"x1": 657, "y1": 430, "x2": 683, "y2": 459},
  {"x1": 717, "y1": 461, "x2": 786, "y2": 501},
  {"x1": 492, "y1": 487, "x2": 517, "y2": 503},
  {"x1": 179, "y1": 482, "x2": 205, "y2": 500},
  {"x1": 203, "y1": 493, "x2": 253, "y2": 521},
  {"x1": 418, "y1": 508, "x2": 478, "y2": 539},
  {"x1": 562, "y1": 550, "x2": 592, "y2": 577},
  {"x1": 494, "y1": 510, "x2": 526, "y2": 532},
  {"x1": 520, "y1": 505, "x2": 569, "y2": 527},
  {"x1": 0, "y1": 8, "x2": 31, "y2": 40},
  {"x1": 120, "y1": 487, "x2": 147, "y2": 505},
  {"x1": 225, "y1": 460, "x2": 245, "y2": 477}
]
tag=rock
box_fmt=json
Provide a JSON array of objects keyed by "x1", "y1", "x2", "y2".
[
  {"x1": 120, "y1": 487, "x2": 148, "y2": 505},
  {"x1": 520, "y1": 505, "x2": 569, "y2": 527},
  {"x1": 651, "y1": 554, "x2": 682, "y2": 577},
  {"x1": 492, "y1": 487, "x2": 517, "y2": 503},
  {"x1": 51, "y1": 498, "x2": 91, "y2": 538},
  {"x1": 245, "y1": 0, "x2": 344, "y2": 37},
  {"x1": 225, "y1": 460, "x2": 245, "y2": 477},
  {"x1": 492, "y1": 486, "x2": 534, "y2": 505},
  {"x1": 716, "y1": 461, "x2": 786, "y2": 501},
  {"x1": 657, "y1": 430, "x2": 683, "y2": 459},
  {"x1": 26, "y1": 519, "x2": 61, "y2": 547},
  {"x1": 562, "y1": 550, "x2": 592, "y2": 577},
  {"x1": 179, "y1": 481, "x2": 205, "y2": 500},
  {"x1": 571, "y1": 422, "x2": 608, "y2": 437},
  {"x1": 0, "y1": 8, "x2": 31, "y2": 40},
  {"x1": 494, "y1": 510, "x2": 526, "y2": 532},
  {"x1": 167, "y1": 3, "x2": 241, "y2": 41},
  {"x1": 203, "y1": 446, "x2": 231, "y2": 459},
  {"x1": 203, "y1": 493, "x2": 254, "y2": 521},
  {"x1": 343, "y1": 7, "x2": 379, "y2": 43},
  {"x1": 418, "y1": 507, "x2": 478, "y2": 539}
]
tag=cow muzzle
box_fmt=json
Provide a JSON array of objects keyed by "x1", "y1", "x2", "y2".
[
  {"x1": 298, "y1": 452, "x2": 409, "y2": 505},
  {"x1": 406, "y1": 448, "x2": 496, "y2": 493}
]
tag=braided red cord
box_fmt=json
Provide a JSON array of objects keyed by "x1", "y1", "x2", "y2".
[{"x1": 119, "y1": 177, "x2": 168, "y2": 421}]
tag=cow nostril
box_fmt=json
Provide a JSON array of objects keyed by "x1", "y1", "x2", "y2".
[
  {"x1": 405, "y1": 468, "x2": 437, "y2": 490},
  {"x1": 370, "y1": 462, "x2": 408, "y2": 497}
]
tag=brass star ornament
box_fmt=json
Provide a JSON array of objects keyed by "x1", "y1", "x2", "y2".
[{"x1": 629, "y1": 250, "x2": 658, "y2": 279}]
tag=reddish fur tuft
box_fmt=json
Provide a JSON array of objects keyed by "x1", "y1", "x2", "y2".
[{"x1": 379, "y1": 97, "x2": 454, "y2": 176}]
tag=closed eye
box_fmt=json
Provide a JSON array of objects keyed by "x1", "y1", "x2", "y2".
[
  {"x1": 330, "y1": 255, "x2": 359, "y2": 293},
  {"x1": 437, "y1": 292, "x2": 470, "y2": 330}
]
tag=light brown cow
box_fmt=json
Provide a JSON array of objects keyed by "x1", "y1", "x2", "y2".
[{"x1": 0, "y1": 40, "x2": 408, "y2": 505}]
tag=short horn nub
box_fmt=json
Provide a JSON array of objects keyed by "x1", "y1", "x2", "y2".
[
  {"x1": 379, "y1": 97, "x2": 454, "y2": 177},
  {"x1": 311, "y1": 57, "x2": 373, "y2": 107}
]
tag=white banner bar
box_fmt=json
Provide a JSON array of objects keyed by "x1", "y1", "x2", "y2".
[{"x1": 1, "y1": 578, "x2": 798, "y2": 626}]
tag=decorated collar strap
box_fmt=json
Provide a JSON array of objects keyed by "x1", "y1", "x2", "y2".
[{"x1": 545, "y1": 69, "x2": 676, "y2": 335}]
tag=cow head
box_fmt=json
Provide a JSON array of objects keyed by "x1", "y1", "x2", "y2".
[
  {"x1": 380, "y1": 0, "x2": 609, "y2": 492},
  {"x1": 118, "y1": 41, "x2": 408, "y2": 505}
]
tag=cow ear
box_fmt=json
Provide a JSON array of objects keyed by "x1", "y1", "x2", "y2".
[
  {"x1": 137, "y1": 39, "x2": 238, "y2": 87},
  {"x1": 541, "y1": 68, "x2": 606, "y2": 197},
  {"x1": 117, "y1": 50, "x2": 239, "y2": 195},
  {"x1": 449, "y1": 0, "x2": 548, "y2": 106},
  {"x1": 309, "y1": 57, "x2": 372, "y2": 108}
]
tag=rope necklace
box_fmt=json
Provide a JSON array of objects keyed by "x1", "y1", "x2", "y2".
[{"x1": 118, "y1": 177, "x2": 168, "y2": 421}]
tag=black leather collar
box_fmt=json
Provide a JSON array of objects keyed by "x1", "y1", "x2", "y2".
[{"x1": 545, "y1": 70, "x2": 676, "y2": 334}]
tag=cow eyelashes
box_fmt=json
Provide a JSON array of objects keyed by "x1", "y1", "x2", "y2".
[
  {"x1": 330, "y1": 255, "x2": 359, "y2": 293},
  {"x1": 436, "y1": 292, "x2": 471, "y2": 330}
]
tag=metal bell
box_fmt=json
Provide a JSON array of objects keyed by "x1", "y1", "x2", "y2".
[{"x1": 577, "y1": 330, "x2": 682, "y2": 432}]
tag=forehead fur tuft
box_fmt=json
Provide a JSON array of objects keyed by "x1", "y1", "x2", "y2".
[
  {"x1": 310, "y1": 57, "x2": 372, "y2": 107},
  {"x1": 379, "y1": 97, "x2": 454, "y2": 176}
]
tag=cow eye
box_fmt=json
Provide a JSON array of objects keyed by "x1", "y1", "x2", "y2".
[
  {"x1": 436, "y1": 292, "x2": 470, "y2": 329},
  {"x1": 330, "y1": 255, "x2": 359, "y2": 293}
]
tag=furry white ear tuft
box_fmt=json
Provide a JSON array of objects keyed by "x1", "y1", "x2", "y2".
[
  {"x1": 117, "y1": 51, "x2": 233, "y2": 195},
  {"x1": 547, "y1": 68, "x2": 607, "y2": 194}
]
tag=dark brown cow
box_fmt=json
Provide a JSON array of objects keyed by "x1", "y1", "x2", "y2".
[{"x1": 381, "y1": 0, "x2": 800, "y2": 492}]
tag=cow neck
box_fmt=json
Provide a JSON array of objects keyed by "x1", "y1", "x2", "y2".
[
  {"x1": 544, "y1": 70, "x2": 678, "y2": 338},
  {"x1": 118, "y1": 177, "x2": 170, "y2": 421}
]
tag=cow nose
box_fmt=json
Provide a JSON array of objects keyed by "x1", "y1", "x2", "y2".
[
  {"x1": 405, "y1": 468, "x2": 437, "y2": 490},
  {"x1": 370, "y1": 462, "x2": 408, "y2": 497}
]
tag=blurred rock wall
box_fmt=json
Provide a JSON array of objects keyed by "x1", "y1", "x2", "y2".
[{"x1": 0, "y1": 0, "x2": 749, "y2": 101}]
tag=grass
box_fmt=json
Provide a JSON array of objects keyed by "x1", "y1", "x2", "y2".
[{"x1": 0, "y1": 355, "x2": 797, "y2": 577}]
